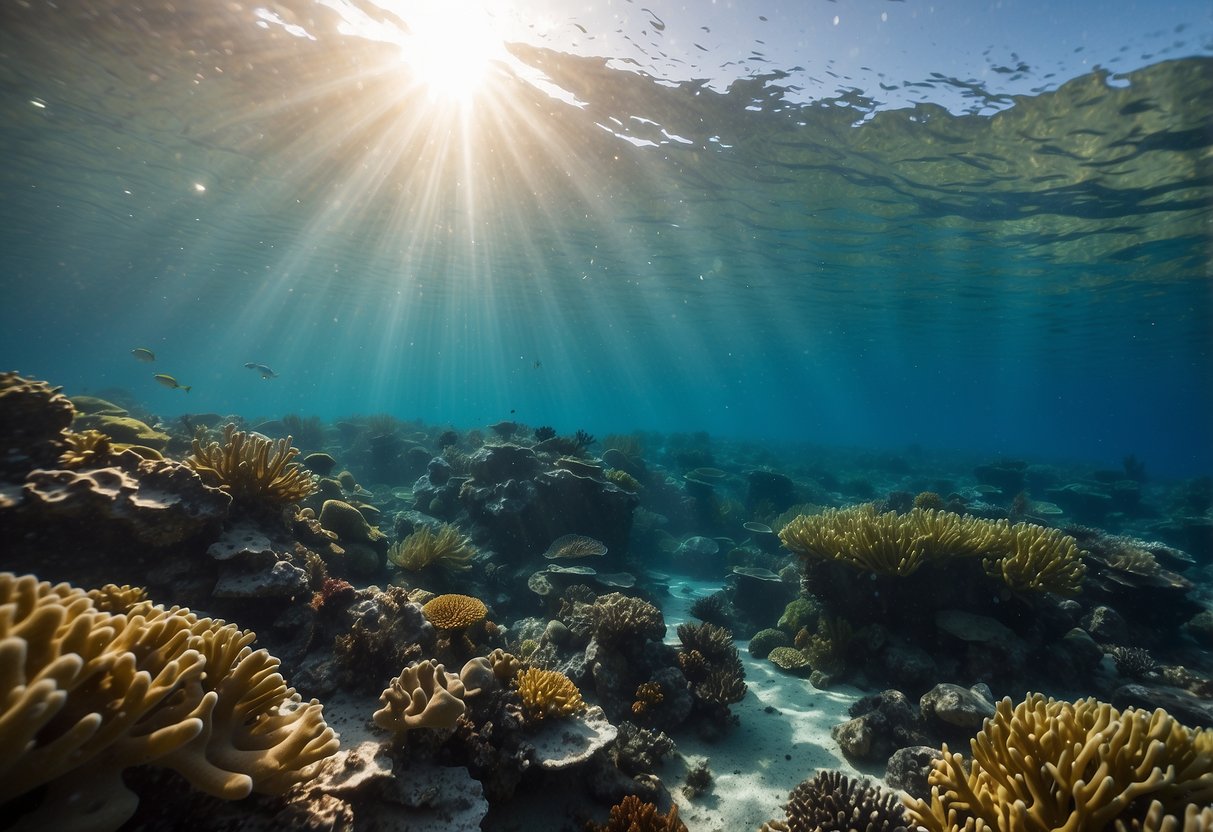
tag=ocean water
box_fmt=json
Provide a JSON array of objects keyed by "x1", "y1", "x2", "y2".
[{"x1": 0, "y1": 0, "x2": 1210, "y2": 478}]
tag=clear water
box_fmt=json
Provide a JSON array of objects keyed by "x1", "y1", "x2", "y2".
[{"x1": 1, "y1": 1, "x2": 1210, "y2": 477}]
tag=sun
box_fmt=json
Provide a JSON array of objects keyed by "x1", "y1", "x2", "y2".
[{"x1": 398, "y1": 0, "x2": 503, "y2": 105}]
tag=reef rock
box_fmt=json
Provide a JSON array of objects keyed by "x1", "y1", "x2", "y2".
[
  {"x1": 885, "y1": 745, "x2": 945, "y2": 798},
  {"x1": 529, "y1": 704, "x2": 619, "y2": 770},
  {"x1": 7, "y1": 449, "x2": 230, "y2": 547},
  {"x1": 0, "y1": 371, "x2": 75, "y2": 476},
  {"x1": 919, "y1": 683, "x2": 996, "y2": 730},
  {"x1": 213, "y1": 559, "x2": 310, "y2": 599}
]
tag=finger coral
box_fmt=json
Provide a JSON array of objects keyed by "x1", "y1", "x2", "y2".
[
  {"x1": 373, "y1": 660, "x2": 467, "y2": 733},
  {"x1": 58, "y1": 428, "x2": 113, "y2": 467},
  {"x1": 779, "y1": 505, "x2": 1086, "y2": 593},
  {"x1": 388, "y1": 523, "x2": 476, "y2": 572},
  {"x1": 0, "y1": 572, "x2": 339, "y2": 832},
  {"x1": 905, "y1": 693, "x2": 1213, "y2": 831},
  {"x1": 186, "y1": 423, "x2": 317, "y2": 507},
  {"x1": 514, "y1": 667, "x2": 585, "y2": 722},
  {"x1": 588, "y1": 794, "x2": 687, "y2": 832}
]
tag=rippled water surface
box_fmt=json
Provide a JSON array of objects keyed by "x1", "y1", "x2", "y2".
[{"x1": 1, "y1": 1, "x2": 1210, "y2": 474}]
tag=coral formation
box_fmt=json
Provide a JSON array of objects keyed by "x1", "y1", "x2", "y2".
[
  {"x1": 780, "y1": 504, "x2": 1085, "y2": 593},
  {"x1": 373, "y1": 660, "x2": 468, "y2": 733},
  {"x1": 542, "y1": 533, "x2": 609, "y2": 559},
  {"x1": 905, "y1": 693, "x2": 1213, "y2": 831},
  {"x1": 593, "y1": 592, "x2": 667, "y2": 644},
  {"x1": 0, "y1": 572, "x2": 338, "y2": 831},
  {"x1": 421, "y1": 593, "x2": 488, "y2": 630},
  {"x1": 85, "y1": 582, "x2": 149, "y2": 612},
  {"x1": 186, "y1": 424, "x2": 317, "y2": 507},
  {"x1": 760, "y1": 770, "x2": 908, "y2": 832},
  {"x1": 749, "y1": 627, "x2": 792, "y2": 659},
  {"x1": 768, "y1": 646, "x2": 813, "y2": 673},
  {"x1": 514, "y1": 667, "x2": 585, "y2": 722},
  {"x1": 58, "y1": 428, "x2": 114, "y2": 467},
  {"x1": 0, "y1": 372, "x2": 75, "y2": 476},
  {"x1": 588, "y1": 794, "x2": 687, "y2": 832},
  {"x1": 387, "y1": 522, "x2": 475, "y2": 572}
]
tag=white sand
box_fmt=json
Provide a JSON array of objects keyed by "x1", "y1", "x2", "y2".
[{"x1": 662, "y1": 577, "x2": 868, "y2": 831}]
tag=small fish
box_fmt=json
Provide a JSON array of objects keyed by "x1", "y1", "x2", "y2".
[
  {"x1": 154, "y1": 373, "x2": 191, "y2": 393},
  {"x1": 533, "y1": 360, "x2": 542, "y2": 369},
  {"x1": 131, "y1": 347, "x2": 155, "y2": 362},
  {"x1": 244, "y1": 362, "x2": 278, "y2": 379}
]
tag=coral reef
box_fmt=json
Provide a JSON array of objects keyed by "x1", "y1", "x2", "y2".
[
  {"x1": 588, "y1": 794, "x2": 687, "y2": 832},
  {"x1": 0, "y1": 371, "x2": 75, "y2": 476},
  {"x1": 759, "y1": 770, "x2": 909, "y2": 832},
  {"x1": 906, "y1": 693, "x2": 1213, "y2": 831},
  {"x1": 186, "y1": 424, "x2": 317, "y2": 508},
  {"x1": 0, "y1": 572, "x2": 338, "y2": 831},
  {"x1": 372, "y1": 660, "x2": 467, "y2": 732}
]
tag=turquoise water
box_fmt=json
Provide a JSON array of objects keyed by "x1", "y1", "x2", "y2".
[{"x1": 1, "y1": 2, "x2": 1210, "y2": 477}]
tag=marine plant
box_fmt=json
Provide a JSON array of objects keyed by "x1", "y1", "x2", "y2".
[
  {"x1": 0, "y1": 572, "x2": 338, "y2": 831},
  {"x1": 186, "y1": 423, "x2": 317, "y2": 507},
  {"x1": 759, "y1": 769, "x2": 908, "y2": 832},
  {"x1": 588, "y1": 794, "x2": 687, "y2": 832},
  {"x1": 905, "y1": 693, "x2": 1213, "y2": 831},
  {"x1": 514, "y1": 667, "x2": 585, "y2": 722},
  {"x1": 387, "y1": 523, "x2": 476, "y2": 572}
]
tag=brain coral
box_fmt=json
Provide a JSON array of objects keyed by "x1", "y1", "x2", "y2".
[
  {"x1": 514, "y1": 667, "x2": 585, "y2": 722},
  {"x1": 186, "y1": 423, "x2": 317, "y2": 507},
  {"x1": 421, "y1": 593, "x2": 488, "y2": 629},
  {"x1": 0, "y1": 572, "x2": 338, "y2": 831},
  {"x1": 906, "y1": 693, "x2": 1213, "y2": 831},
  {"x1": 373, "y1": 660, "x2": 467, "y2": 732}
]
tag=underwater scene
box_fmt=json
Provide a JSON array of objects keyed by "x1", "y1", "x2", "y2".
[{"x1": 2, "y1": 0, "x2": 1212, "y2": 829}]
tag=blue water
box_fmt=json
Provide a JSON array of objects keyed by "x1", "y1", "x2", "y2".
[{"x1": 1, "y1": 3, "x2": 1210, "y2": 478}]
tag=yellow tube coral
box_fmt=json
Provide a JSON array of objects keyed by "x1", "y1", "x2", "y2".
[
  {"x1": 0, "y1": 573, "x2": 338, "y2": 831},
  {"x1": 905, "y1": 693, "x2": 1213, "y2": 831}
]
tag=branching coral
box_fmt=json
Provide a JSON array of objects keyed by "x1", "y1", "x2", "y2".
[
  {"x1": 372, "y1": 660, "x2": 467, "y2": 732},
  {"x1": 514, "y1": 667, "x2": 585, "y2": 722},
  {"x1": 86, "y1": 582, "x2": 149, "y2": 612},
  {"x1": 58, "y1": 428, "x2": 113, "y2": 467},
  {"x1": 761, "y1": 770, "x2": 908, "y2": 832},
  {"x1": 905, "y1": 693, "x2": 1213, "y2": 831},
  {"x1": 588, "y1": 794, "x2": 687, "y2": 832},
  {"x1": 677, "y1": 622, "x2": 747, "y2": 708},
  {"x1": 779, "y1": 505, "x2": 1086, "y2": 593},
  {"x1": 387, "y1": 523, "x2": 475, "y2": 572},
  {"x1": 592, "y1": 592, "x2": 666, "y2": 644},
  {"x1": 186, "y1": 423, "x2": 317, "y2": 507},
  {"x1": 0, "y1": 572, "x2": 338, "y2": 831}
]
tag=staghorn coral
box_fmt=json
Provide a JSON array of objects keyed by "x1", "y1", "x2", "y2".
[
  {"x1": 1110, "y1": 645, "x2": 1160, "y2": 679},
  {"x1": 421, "y1": 593, "x2": 488, "y2": 630},
  {"x1": 186, "y1": 423, "x2": 317, "y2": 507},
  {"x1": 762, "y1": 769, "x2": 909, "y2": 832},
  {"x1": 373, "y1": 660, "x2": 467, "y2": 733},
  {"x1": 588, "y1": 794, "x2": 687, "y2": 832},
  {"x1": 780, "y1": 505, "x2": 1085, "y2": 593},
  {"x1": 1113, "y1": 801, "x2": 1213, "y2": 832},
  {"x1": 387, "y1": 523, "x2": 475, "y2": 572},
  {"x1": 58, "y1": 428, "x2": 113, "y2": 468},
  {"x1": 514, "y1": 667, "x2": 585, "y2": 722},
  {"x1": 86, "y1": 582, "x2": 149, "y2": 613},
  {"x1": 906, "y1": 693, "x2": 1213, "y2": 832},
  {"x1": 0, "y1": 572, "x2": 338, "y2": 831}
]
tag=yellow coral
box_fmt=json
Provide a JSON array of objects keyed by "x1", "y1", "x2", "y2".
[
  {"x1": 86, "y1": 582, "x2": 149, "y2": 612},
  {"x1": 186, "y1": 423, "x2": 317, "y2": 506},
  {"x1": 0, "y1": 573, "x2": 338, "y2": 831},
  {"x1": 606, "y1": 468, "x2": 642, "y2": 491},
  {"x1": 906, "y1": 693, "x2": 1213, "y2": 832},
  {"x1": 421, "y1": 593, "x2": 488, "y2": 629},
  {"x1": 486, "y1": 647, "x2": 521, "y2": 682},
  {"x1": 780, "y1": 505, "x2": 1085, "y2": 592},
  {"x1": 372, "y1": 660, "x2": 466, "y2": 733},
  {"x1": 387, "y1": 523, "x2": 475, "y2": 572},
  {"x1": 514, "y1": 667, "x2": 584, "y2": 721},
  {"x1": 58, "y1": 429, "x2": 112, "y2": 467}
]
